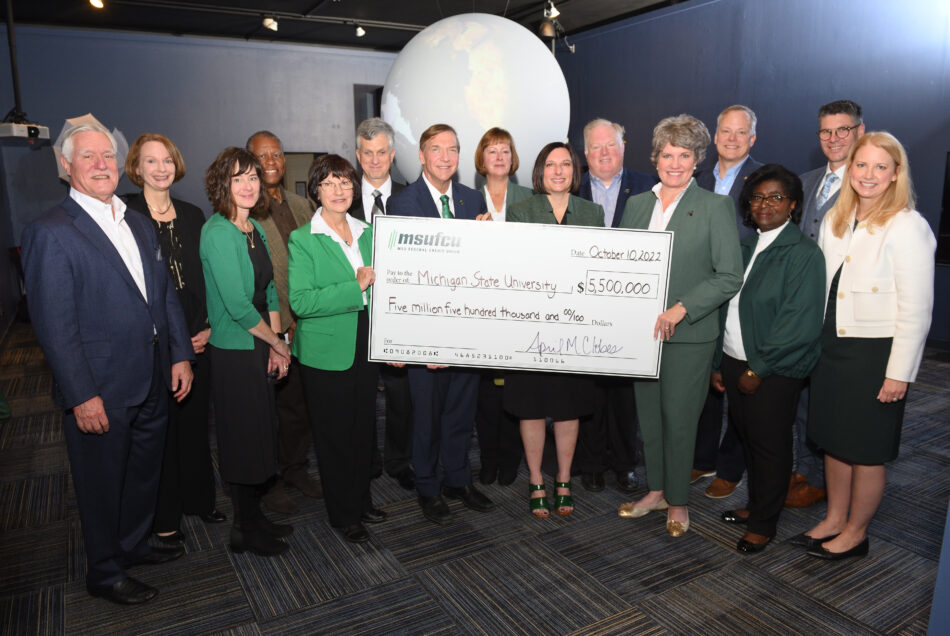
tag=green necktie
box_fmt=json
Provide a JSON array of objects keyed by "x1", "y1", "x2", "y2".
[{"x1": 440, "y1": 194, "x2": 453, "y2": 219}]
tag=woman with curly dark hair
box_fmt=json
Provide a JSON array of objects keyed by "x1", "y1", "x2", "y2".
[{"x1": 200, "y1": 147, "x2": 293, "y2": 556}]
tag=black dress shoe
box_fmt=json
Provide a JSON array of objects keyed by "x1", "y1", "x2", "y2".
[
  {"x1": 154, "y1": 530, "x2": 185, "y2": 544},
  {"x1": 497, "y1": 465, "x2": 518, "y2": 486},
  {"x1": 199, "y1": 509, "x2": 227, "y2": 523},
  {"x1": 581, "y1": 472, "x2": 605, "y2": 492},
  {"x1": 442, "y1": 485, "x2": 496, "y2": 512},
  {"x1": 807, "y1": 537, "x2": 869, "y2": 560},
  {"x1": 478, "y1": 465, "x2": 498, "y2": 485},
  {"x1": 789, "y1": 532, "x2": 840, "y2": 550},
  {"x1": 87, "y1": 576, "x2": 158, "y2": 604},
  {"x1": 229, "y1": 527, "x2": 289, "y2": 556},
  {"x1": 419, "y1": 495, "x2": 453, "y2": 524},
  {"x1": 736, "y1": 533, "x2": 771, "y2": 554},
  {"x1": 136, "y1": 544, "x2": 185, "y2": 565},
  {"x1": 258, "y1": 516, "x2": 294, "y2": 538},
  {"x1": 395, "y1": 469, "x2": 416, "y2": 491},
  {"x1": 339, "y1": 524, "x2": 371, "y2": 543},
  {"x1": 616, "y1": 470, "x2": 638, "y2": 494},
  {"x1": 361, "y1": 507, "x2": 388, "y2": 524},
  {"x1": 721, "y1": 509, "x2": 750, "y2": 525}
]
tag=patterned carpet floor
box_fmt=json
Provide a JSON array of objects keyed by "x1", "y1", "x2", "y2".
[{"x1": 0, "y1": 319, "x2": 946, "y2": 635}]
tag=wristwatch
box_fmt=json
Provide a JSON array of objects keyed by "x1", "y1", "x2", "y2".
[{"x1": 744, "y1": 368, "x2": 759, "y2": 379}]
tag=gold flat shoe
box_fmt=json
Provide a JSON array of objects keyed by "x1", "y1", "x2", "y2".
[
  {"x1": 666, "y1": 510, "x2": 690, "y2": 537},
  {"x1": 618, "y1": 498, "x2": 669, "y2": 518}
]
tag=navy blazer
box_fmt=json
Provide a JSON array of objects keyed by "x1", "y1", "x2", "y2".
[
  {"x1": 387, "y1": 176, "x2": 486, "y2": 220},
  {"x1": 797, "y1": 166, "x2": 837, "y2": 242},
  {"x1": 21, "y1": 196, "x2": 193, "y2": 410},
  {"x1": 578, "y1": 168, "x2": 656, "y2": 228},
  {"x1": 696, "y1": 155, "x2": 764, "y2": 238}
]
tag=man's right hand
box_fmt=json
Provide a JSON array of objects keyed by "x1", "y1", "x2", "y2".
[{"x1": 74, "y1": 396, "x2": 109, "y2": 434}]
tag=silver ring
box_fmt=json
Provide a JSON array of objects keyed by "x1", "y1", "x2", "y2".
[
  {"x1": 282, "y1": 365, "x2": 289, "y2": 370},
  {"x1": 892, "y1": 397, "x2": 898, "y2": 402}
]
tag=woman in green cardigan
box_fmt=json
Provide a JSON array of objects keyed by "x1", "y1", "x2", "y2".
[
  {"x1": 506, "y1": 142, "x2": 605, "y2": 518},
  {"x1": 617, "y1": 115, "x2": 743, "y2": 537},
  {"x1": 200, "y1": 147, "x2": 293, "y2": 557},
  {"x1": 711, "y1": 164, "x2": 825, "y2": 553},
  {"x1": 287, "y1": 155, "x2": 383, "y2": 544}
]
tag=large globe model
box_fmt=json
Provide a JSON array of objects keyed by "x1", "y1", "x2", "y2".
[{"x1": 382, "y1": 13, "x2": 570, "y2": 189}]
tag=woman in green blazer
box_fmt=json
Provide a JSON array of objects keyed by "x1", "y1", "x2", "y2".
[
  {"x1": 287, "y1": 154, "x2": 383, "y2": 544},
  {"x1": 200, "y1": 147, "x2": 293, "y2": 557},
  {"x1": 617, "y1": 115, "x2": 743, "y2": 537},
  {"x1": 710, "y1": 164, "x2": 825, "y2": 553},
  {"x1": 505, "y1": 142, "x2": 605, "y2": 518}
]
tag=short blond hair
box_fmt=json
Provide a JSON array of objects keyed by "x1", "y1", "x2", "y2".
[{"x1": 650, "y1": 115, "x2": 710, "y2": 166}]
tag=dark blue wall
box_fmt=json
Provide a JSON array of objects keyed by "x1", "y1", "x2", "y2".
[{"x1": 558, "y1": 0, "x2": 950, "y2": 342}]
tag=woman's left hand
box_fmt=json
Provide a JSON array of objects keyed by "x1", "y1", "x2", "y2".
[
  {"x1": 191, "y1": 328, "x2": 211, "y2": 355},
  {"x1": 268, "y1": 347, "x2": 291, "y2": 380},
  {"x1": 877, "y1": 378, "x2": 908, "y2": 403},
  {"x1": 654, "y1": 303, "x2": 687, "y2": 341},
  {"x1": 475, "y1": 212, "x2": 493, "y2": 221},
  {"x1": 737, "y1": 371, "x2": 762, "y2": 395}
]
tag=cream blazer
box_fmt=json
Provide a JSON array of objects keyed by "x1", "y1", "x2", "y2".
[{"x1": 818, "y1": 208, "x2": 935, "y2": 382}]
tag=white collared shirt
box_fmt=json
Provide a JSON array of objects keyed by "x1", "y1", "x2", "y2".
[
  {"x1": 483, "y1": 185, "x2": 508, "y2": 222},
  {"x1": 722, "y1": 219, "x2": 790, "y2": 362},
  {"x1": 819, "y1": 163, "x2": 847, "y2": 202},
  {"x1": 422, "y1": 173, "x2": 455, "y2": 217},
  {"x1": 361, "y1": 176, "x2": 393, "y2": 222},
  {"x1": 310, "y1": 208, "x2": 368, "y2": 305},
  {"x1": 648, "y1": 178, "x2": 694, "y2": 231},
  {"x1": 70, "y1": 187, "x2": 148, "y2": 301}
]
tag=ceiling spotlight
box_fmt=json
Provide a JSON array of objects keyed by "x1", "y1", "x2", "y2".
[
  {"x1": 89, "y1": 0, "x2": 104, "y2": 8},
  {"x1": 263, "y1": 17, "x2": 278, "y2": 32},
  {"x1": 539, "y1": 19, "x2": 556, "y2": 39},
  {"x1": 545, "y1": 1, "x2": 560, "y2": 19},
  {"x1": 355, "y1": 25, "x2": 366, "y2": 37}
]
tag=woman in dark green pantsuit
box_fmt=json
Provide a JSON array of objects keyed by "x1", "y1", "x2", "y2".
[{"x1": 617, "y1": 115, "x2": 742, "y2": 537}]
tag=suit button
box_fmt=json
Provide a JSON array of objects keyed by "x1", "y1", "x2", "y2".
[
  {"x1": 845, "y1": 255, "x2": 851, "y2": 262},
  {"x1": 838, "y1": 292, "x2": 845, "y2": 299},
  {"x1": 838, "y1": 328, "x2": 847, "y2": 335},
  {"x1": 872, "y1": 286, "x2": 879, "y2": 292}
]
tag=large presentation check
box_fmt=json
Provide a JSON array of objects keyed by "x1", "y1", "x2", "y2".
[{"x1": 368, "y1": 216, "x2": 672, "y2": 377}]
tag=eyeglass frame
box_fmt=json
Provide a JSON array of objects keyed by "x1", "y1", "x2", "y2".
[
  {"x1": 748, "y1": 193, "x2": 790, "y2": 206},
  {"x1": 816, "y1": 124, "x2": 861, "y2": 140},
  {"x1": 318, "y1": 178, "x2": 354, "y2": 191}
]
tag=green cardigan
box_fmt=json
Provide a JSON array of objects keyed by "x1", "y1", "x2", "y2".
[
  {"x1": 619, "y1": 181, "x2": 742, "y2": 343},
  {"x1": 714, "y1": 222, "x2": 826, "y2": 379},
  {"x1": 507, "y1": 193, "x2": 605, "y2": 227},
  {"x1": 288, "y1": 217, "x2": 373, "y2": 371},
  {"x1": 200, "y1": 213, "x2": 279, "y2": 350}
]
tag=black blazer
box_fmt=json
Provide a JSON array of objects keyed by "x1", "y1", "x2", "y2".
[
  {"x1": 348, "y1": 180, "x2": 406, "y2": 222},
  {"x1": 578, "y1": 168, "x2": 656, "y2": 228}
]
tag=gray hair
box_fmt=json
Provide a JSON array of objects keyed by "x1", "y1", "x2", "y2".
[
  {"x1": 650, "y1": 114, "x2": 711, "y2": 166},
  {"x1": 61, "y1": 123, "x2": 118, "y2": 163},
  {"x1": 583, "y1": 118, "x2": 624, "y2": 153},
  {"x1": 716, "y1": 105, "x2": 757, "y2": 137},
  {"x1": 356, "y1": 117, "x2": 395, "y2": 151},
  {"x1": 245, "y1": 130, "x2": 283, "y2": 151}
]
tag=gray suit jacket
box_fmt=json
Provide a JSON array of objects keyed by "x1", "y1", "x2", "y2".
[{"x1": 798, "y1": 166, "x2": 837, "y2": 242}]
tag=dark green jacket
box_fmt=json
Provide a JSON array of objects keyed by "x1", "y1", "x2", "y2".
[
  {"x1": 713, "y1": 222, "x2": 825, "y2": 378},
  {"x1": 507, "y1": 193, "x2": 604, "y2": 227},
  {"x1": 619, "y1": 181, "x2": 742, "y2": 343},
  {"x1": 200, "y1": 213, "x2": 279, "y2": 350}
]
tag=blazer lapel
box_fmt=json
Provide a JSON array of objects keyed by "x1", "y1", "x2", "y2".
[{"x1": 126, "y1": 213, "x2": 159, "y2": 306}]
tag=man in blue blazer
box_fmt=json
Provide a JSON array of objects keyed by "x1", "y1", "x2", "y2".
[
  {"x1": 387, "y1": 123, "x2": 494, "y2": 524},
  {"x1": 692, "y1": 105, "x2": 763, "y2": 499},
  {"x1": 21, "y1": 124, "x2": 194, "y2": 604},
  {"x1": 575, "y1": 118, "x2": 655, "y2": 494}
]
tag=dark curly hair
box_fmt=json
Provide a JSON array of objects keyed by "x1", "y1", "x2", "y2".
[
  {"x1": 739, "y1": 163, "x2": 804, "y2": 228},
  {"x1": 531, "y1": 142, "x2": 581, "y2": 195},
  {"x1": 306, "y1": 154, "x2": 359, "y2": 206},
  {"x1": 205, "y1": 147, "x2": 268, "y2": 219}
]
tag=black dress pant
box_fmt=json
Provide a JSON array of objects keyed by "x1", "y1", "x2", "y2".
[
  {"x1": 721, "y1": 354, "x2": 803, "y2": 537},
  {"x1": 475, "y1": 372, "x2": 522, "y2": 473},
  {"x1": 154, "y1": 352, "x2": 215, "y2": 532},
  {"x1": 276, "y1": 357, "x2": 313, "y2": 480},
  {"x1": 575, "y1": 376, "x2": 640, "y2": 474},
  {"x1": 299, "y1": 312, "x2": 376, "y2": 528},
  {"x1": 693, "y1": 388, "x2": 746, "y2": 481},
  {"x1": 371, "y1": 364, "x2": 414, "y2": 476}
]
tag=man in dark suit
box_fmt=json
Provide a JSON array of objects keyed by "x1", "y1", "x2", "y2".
[
  {"x1": 387, "y1": 123, "x2": 494, "y2": 524},
  {"x1": 787, "y1": 99, "x2": 865, "y2": 508},
  {"x1": 575, "y1": 118, "x2": 655, "y2": 494},
  {"x1": 349, "y1": 117, "x2": 415, "y2": 491},
  {"x1": 693, "y1": 105, "x2": 763, "y2": 499},
  {"x1": 22, "y1": 124, "x2": 194, "y2": 604}
]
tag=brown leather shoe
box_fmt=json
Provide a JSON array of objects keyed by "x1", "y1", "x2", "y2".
[
  {"x1": 704, "y1": 477, "x2": 739, "y2": 499},
  {"x1": 690, "y1": 469, "x2": 716, "y2": 483},
  {"x1": 284, "y1": 470, "x2": 324, "y2": 499},
  {"x1": 784, "y1": 481, "x2": 827, "y2": 508},
  {"x1": 261, "y1": 481, "x2": 299, "y2": 514}
]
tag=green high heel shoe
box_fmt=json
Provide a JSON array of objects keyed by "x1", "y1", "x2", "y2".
[
  {"x1": 529, "y1": 483, "x2": 550, "y2": 518},
  {"x1": 555, "y1": 481, "x2": 574, "y2": 516}
]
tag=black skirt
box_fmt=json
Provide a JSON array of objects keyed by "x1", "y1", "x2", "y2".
[{"x1": 503, "y1": 371, "x2": 595, "y2": 421}]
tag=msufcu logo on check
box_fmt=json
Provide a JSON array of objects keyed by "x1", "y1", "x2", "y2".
[{"x1": 388, "y1": 230, "x2": 462, "y2": 250}]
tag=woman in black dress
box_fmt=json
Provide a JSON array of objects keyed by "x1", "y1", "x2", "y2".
[
  {"x1": 124, "y1": 133, "x2": 224, "y2": 544},
  {"x1": 505, "y1": 142, "x2": 604, "y2": 518},
  {"x1": 200, "y1": 147, "x2": 293, "y2": 556},
  {"x1": 803, "y1": 132, "x2": 935, "y2": 560}
]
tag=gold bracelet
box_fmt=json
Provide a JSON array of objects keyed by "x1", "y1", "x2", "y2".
[{"x1": 744, "y1": 368, "x2": 759, "y2": 379}]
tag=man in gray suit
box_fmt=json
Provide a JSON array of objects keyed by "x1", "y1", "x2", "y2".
[{"x1": 786, "y1": 100, "x2": 865, "y2": 508}]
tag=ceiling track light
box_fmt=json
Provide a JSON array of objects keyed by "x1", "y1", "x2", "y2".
[
  {"x1": 355, "y1": 24, "x2": 366, "y2": 37},
  {"x1": 262, "y1": 16, "x2": 278, "y2": 32},
  {"x1": 544, "y1": 1, "x2": 560, "y2": 20},
  {"x1": 90, "y1": 0, "x2": 105, "y2": 8}
]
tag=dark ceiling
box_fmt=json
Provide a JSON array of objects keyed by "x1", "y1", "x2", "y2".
[{"x1": 6, "y1": 0, "x2": 670, "y2": 52}]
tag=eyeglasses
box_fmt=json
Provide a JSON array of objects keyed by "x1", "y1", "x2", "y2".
[
  {"x1": 748, "y1": 194, "x2": 788, "y2": 205},
  {"x1": 817, "y1": 124, "x2": 861, "y2": 140},
  {"x1": 319, "y1": 179, "x2": 354, "y2": 191}
]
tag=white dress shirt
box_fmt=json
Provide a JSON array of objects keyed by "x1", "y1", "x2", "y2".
[
  {"x1": 422, "y1": 173, "x2": 455, "y2": 217},
  {"x1": 361, "y1": 176, "x2": 393, "y2": 222},
  {"x1": 648, "y1": 178, "x2": 695, "y2": 231},
  {"x1": 483, "y1": 185, "x2": 507, "y2": 222},
  {"x1": 310, "y1": 208, "x2": 369, "y2": 305}
]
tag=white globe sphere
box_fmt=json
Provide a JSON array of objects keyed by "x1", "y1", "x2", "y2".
[{"x1": 382, "y1": 13, "x2": 570, "y2": 190}]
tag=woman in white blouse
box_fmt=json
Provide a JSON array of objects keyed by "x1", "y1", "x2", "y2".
[{"x1": 803, "y1": 132, "x2": 935, "y2": 560}]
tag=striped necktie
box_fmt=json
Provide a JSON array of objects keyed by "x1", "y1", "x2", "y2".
[
  {"x1": 372, "y1": 189, "x2": 385, "y2": 219},
  {"x1": 817, "y1": 173, "x2": 838, "y2": 207}
]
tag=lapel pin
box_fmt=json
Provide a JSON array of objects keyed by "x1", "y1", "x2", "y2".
[{"x1": 688, "y1": 210, "x2": 694, "y2": 216}]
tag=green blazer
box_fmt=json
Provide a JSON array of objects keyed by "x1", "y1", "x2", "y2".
[
  {"x1": 484, "y1": 182, "x2": 533, "y2": 215},
  {"x1": 200, "y1": 213, "x2": 279, "y2": 350},
  {"x1": 288, "y1": 215, "x2": 373, "y2": 371},
  {"x1": 507, "y1": 193, "x2": 605, "y2": 227},
  {"x1": 619, "y1": 180, "x2": 742, "y2": 343},
  {"x1": 714, "y1": 222, "x2": 825, "y2": 378}
]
